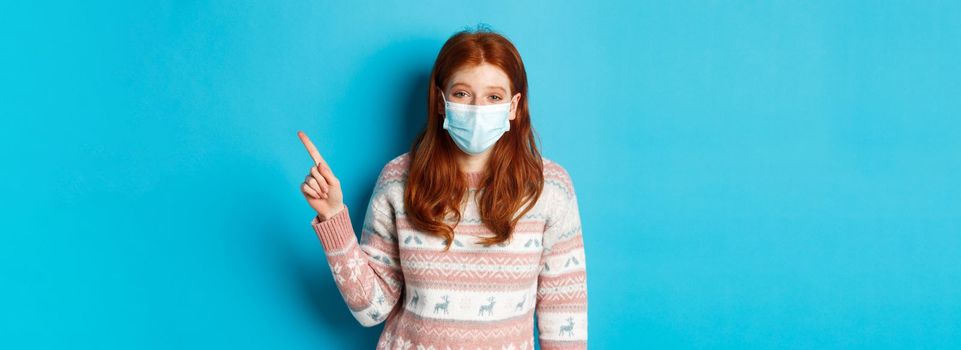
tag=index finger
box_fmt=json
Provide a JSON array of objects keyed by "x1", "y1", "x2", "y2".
[{"x1": 297, "y1": 130, "x2": 326, "y2": 166}]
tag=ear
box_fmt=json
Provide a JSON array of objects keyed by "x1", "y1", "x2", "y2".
[
  {"x1": 509, "y1": 92, "x2": 522, "y2": 121},
  {"x1": 436, "y1": 86, "x2": 446, "y2": 116}
]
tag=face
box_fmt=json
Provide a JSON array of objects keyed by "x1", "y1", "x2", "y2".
[{"x1": 439, "y1": 63, "x2": 522, "y2": 121}]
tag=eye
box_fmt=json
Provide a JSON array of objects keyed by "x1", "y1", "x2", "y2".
[
  {"x1": 453, "y1": 91, "x2": 468, "y2": 97},
  {"x1": 489, "y1": 95, "x2": 503, "y2": 101}
]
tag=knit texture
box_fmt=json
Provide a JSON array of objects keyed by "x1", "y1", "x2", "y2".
[{"x1": 311, "y1": 152, "x2": 588, "y2": 349}]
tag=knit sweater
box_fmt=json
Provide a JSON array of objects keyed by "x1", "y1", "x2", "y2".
[{"x1": 310, "y1": 152, "x2": 588, "y2": 349}]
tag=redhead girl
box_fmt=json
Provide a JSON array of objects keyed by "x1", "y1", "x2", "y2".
[{"x1": 298, "y1": 26, "x2": 588, "y2": 349}]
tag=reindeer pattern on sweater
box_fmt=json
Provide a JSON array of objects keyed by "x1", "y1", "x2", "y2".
[{"x1": 311, "y1": 152, "x2": 588, "y2": 349}]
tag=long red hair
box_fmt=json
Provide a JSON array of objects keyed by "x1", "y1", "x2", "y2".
[{"x1": 404, "y1": 27, "x2": 544, "y2": 252}]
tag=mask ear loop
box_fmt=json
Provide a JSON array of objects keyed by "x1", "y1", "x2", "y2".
[
  {"x1": 438, "y1": 87, "x2": 450, "y2": 130},
  {"x1": 437, "y1": 86, "x2": 452, "y2": 120}
]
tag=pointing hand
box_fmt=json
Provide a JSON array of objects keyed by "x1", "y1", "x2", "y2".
[{"x1": 297, "y1": 130, "x2": 345, "y2": 221}]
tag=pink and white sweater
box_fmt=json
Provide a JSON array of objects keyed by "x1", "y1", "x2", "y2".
[{"x1": 310, "y1": 152, "x2": 588, "y2": 349}]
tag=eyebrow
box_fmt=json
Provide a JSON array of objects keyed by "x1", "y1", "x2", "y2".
[{"x1": 450, "y1": 82, "x2": 507, "y2": 94}]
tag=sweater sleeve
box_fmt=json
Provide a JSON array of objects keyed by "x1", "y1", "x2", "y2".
[
  {"x1": 536, "y1": 168, "x2": 588, "y2": 349},
  {"x1": 310, "y1": 181, "x2": 404, "y2": 327}
]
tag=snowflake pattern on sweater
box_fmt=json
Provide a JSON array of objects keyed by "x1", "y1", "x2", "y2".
[{"x1": 311, "y1": 152, "x2": 588, "y2": 349}]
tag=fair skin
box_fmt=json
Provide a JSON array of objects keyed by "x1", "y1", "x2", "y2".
[
  {"x1": 440, "y1": 63, "x2": 522, "y2": 172},
  {"x1": 299, "y1": 63, "x2": 521, "y2": 221}
]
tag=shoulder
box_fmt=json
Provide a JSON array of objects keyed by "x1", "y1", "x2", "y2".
[
  {"x1": 367, "y1": 152, "x2": 410, "y2": 213},
  {"x1": 375, "y1": 152, "x2": 411, "y2": 188},
  {"x1": 541, "y1": 156, "x2": 576, "y2": 200},
  {"x1": 387, "y1": 151, "x2": 412, "y2": 168}
]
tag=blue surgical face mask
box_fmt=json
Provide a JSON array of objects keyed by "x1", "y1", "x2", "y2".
[{"x1": 439, "y1": 89, "x2": 512, "y2": 155}]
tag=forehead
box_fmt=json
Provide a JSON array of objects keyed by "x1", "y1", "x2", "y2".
[{"x1": 446, "y1": 63, "x2": 511, "y2": 91}]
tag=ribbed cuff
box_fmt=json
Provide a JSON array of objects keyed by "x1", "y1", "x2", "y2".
[{"x1": 310, "y1": 206, "x2": 355, "y2": 252}]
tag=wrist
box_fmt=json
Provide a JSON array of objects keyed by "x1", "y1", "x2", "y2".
[{"x1": 317, "y1": 203, "x2": 346, "y2": 222}]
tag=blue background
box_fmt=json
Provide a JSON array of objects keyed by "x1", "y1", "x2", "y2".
[{"x1": 2, "y1": 1, "x2": 960, "y2": 349}]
